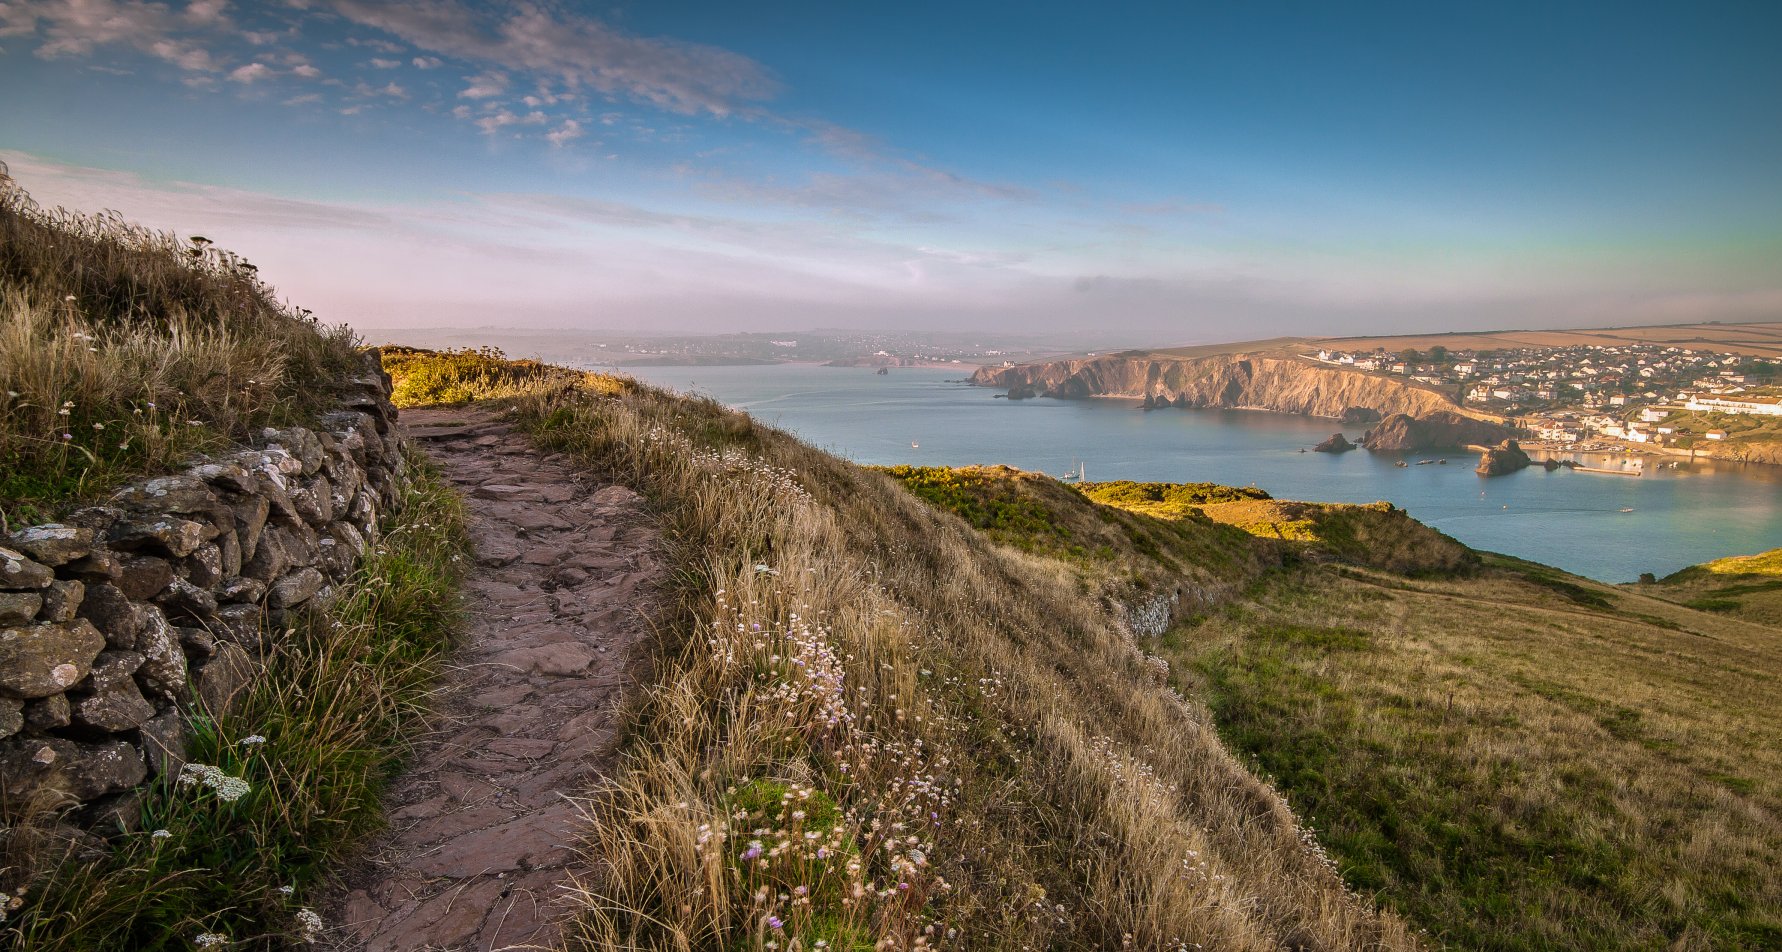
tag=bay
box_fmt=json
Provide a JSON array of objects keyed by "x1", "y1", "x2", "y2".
[{"x1": 619, "y1": 363, "x2": 1782, "y2": 583}]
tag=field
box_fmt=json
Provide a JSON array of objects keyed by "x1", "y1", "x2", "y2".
[{"x1": 891, "y1": 468, "x2": 1782, "y2": 950}]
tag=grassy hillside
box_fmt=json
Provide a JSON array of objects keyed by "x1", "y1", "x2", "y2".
[
  {"x1": 505, "y1": 381, "x2": 1415, "y2": 950},
  {"x1": 895, "y1": 467, "x2": 1782, "y2": 950},
  {"x1": 1646, "y1": 546, "x2": 1782, "y2": 627},
  {"x1": 0, "y1": 169, "x2": 359, "y2": 525}
]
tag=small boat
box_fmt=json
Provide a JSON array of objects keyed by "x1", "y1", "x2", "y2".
[
  {"x1": 911, "y1": 441, "x2": 919, "y2": 448},
  {"x1": 1394, "y1": 460, "x2": 1409, "y2": 468},
  {"x1": 1416, "y1": 459, "x2": 1436, "y2": 465},
  {"x1": 1619, "y1": 507, "x2": 1635, "y2": 513},
  {"x1": 1438, "y1": 459, "x2": 1448, "y2": 464}
]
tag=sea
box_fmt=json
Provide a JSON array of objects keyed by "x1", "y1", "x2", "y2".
[{"x1": 617, "y1": 364, "x2": 1782, "y2": 583}]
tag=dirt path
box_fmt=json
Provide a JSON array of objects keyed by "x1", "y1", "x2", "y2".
[{"x1": 324, "y1": 407, "x2": 660, "y2": 951}]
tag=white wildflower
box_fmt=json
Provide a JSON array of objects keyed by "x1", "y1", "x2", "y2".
[
  {"x1": 295, "y1": 907, "x2": 324, "y2": 942},
  {"x1": 150, "y1": 829, "x2": 172, "y2": 840},
  {"x1": 194, "y1": 934, "x2": 229, "y2": 947},
  {"x1": 179, "y1": 763, "x2": 252, "y2": 803},
  {"x1": 239, "y1": 735, "x2": 267, "y2": 746}
]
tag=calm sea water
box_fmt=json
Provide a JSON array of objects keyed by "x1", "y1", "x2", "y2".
[{"x1": 618, "y1": 364, "x2": 1782, "y2": 583}]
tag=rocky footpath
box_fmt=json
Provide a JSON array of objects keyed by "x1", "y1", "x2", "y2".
[
  {"x1": 0, "y1": 358, "x2": 403, "y2": 827},
  {"x1": 1360, "y1": 411, "x2": 1516, "y2": 452},
  {"x1": 974, "y1": 352, "x2": 1473, "y2": 420}
]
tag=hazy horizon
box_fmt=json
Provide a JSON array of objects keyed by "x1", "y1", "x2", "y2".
[{"x1": 5, "y1": 2, "x2": 1779, "y2": 338}]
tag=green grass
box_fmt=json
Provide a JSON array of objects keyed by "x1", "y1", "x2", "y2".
[
  {"x1": 1077, "y1": 479, "x2": 1271, "y2": 519},
  {"x1": 2, "y1": 459, "x2": 470, "y2": 951}
]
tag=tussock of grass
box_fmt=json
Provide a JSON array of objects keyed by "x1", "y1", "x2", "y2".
[
  {"x1": 0, "y1": 167, "x2": 360, "y2": 525},
  {"x1": 1078, "y1": 479, "x2": 1272, "y2": 520},
  {"x1": 379, "y1": 345, "x2": 629, "y2": 408},
  {"x1": 517, "y1": 385, "x2": 1413, "y2": 950},
  {"x1": 1, "y1": 460, "x2": 470, "y2": 951}
]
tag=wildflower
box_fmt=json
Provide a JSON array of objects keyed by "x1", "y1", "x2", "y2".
[
  {"x1": 278, "y1": 885, "x2": 295, "y2": 895},
  {"x1": 61, "y1": 433, "x2": 73, "y2": 440},
  {"x1": 766, "y1": 915, "x2": 784, "y2": 931},
  {"x1": 194, "y1": 934, "x2": 229, "y2": 947},
  {"x1": 179, "y1": 763, "x2": 252, "y2": 802},
  {"x1": 295, "y1": 908, "x2": 324, "y2": 942},
  {"x1": 57, "y1": 408, "x2": 70, "y2": 416},
  {"x1": 63, "y1": 295, "x2": 76, "y2": 302},
  {"x1": 92, "y1": 422, "x2": 104, "y2": 429},
  {"x1": 150, "y1": 829, "x2": 172, "y2": 840},
  {"x1": 146, "y1": 401, "x2": 157, "y2": 409},
  {"x1": 742, "y1": 840, "x2": 764, "y2": 860},
  {"x1": 239, "y1": 735, "x2": 267, "y2": 746}
]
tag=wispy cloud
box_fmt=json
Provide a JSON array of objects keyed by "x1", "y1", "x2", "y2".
[{"x1": 325, "y1": 0, "x2": 779, "y2": 117}]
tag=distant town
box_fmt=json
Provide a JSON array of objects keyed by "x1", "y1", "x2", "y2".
[{"x1": 1307, "y1": 343, "x2": 1782, "y2": 450}]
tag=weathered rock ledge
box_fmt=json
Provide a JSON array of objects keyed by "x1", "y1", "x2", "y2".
[
  {"x1": 972, "y1": 352, "x2": 1482, "y2": 420},
  {"x1": 0, "y1": 355, "x2": 404, "y2": 827}
]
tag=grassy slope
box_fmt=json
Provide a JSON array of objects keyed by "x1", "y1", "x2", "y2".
[
  {"x1": 1645, "y1": 546, "x2": 1782, "y2": 628},
  {"x1": 890, "y1": 469, "x2": 1782, "y2": 950},
  {"x1": 0, "y1": 171, "x2": 359, "y2": 525},
  {"x1": 503, "y1": 382, "x2": 1413, "y2": 951}
]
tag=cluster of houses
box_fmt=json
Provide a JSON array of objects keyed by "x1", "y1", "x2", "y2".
[{"x1": 1309, "y1": 343, "x2": 1782, "y2": 448}]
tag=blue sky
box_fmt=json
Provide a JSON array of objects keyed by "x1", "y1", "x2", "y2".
[{"x1": 2, "y1": 1, "x2": 1779, "y2": 341}]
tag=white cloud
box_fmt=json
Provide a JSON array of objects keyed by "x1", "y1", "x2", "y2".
[
  {"x1": 369, "y1": 56, "x2": 399, "y2": 68},
  {"x1": 327, "y1": 0, "x2": 778, "y2": 117},
  {"x1": 545, "y1": 118, "x2": 583, "y2": 147},
  {"x1": 457, "y1": 69, "x2": 505, "y2": 99},
  {"x1": 292, "y1": 62, "x2": 319, "y2": 78},
  {"x1": 283, "y1": 92, "x2": 321, "y2": 105},
  {"x1": 411, "y1": 54, "x2": 440, "y2": 69},
  {"x1": 228, "y1": 61, "x2": 270, "y2": 83}
]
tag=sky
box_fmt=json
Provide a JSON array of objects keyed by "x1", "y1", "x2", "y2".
[{"x1": 2, "y1": 1, "x2": 1780, "y2": 343}]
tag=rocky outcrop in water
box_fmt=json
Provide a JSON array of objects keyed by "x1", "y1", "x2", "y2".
[
  {"x1": 1313, "y1": 433, "x2": 1356, "y2": 453},
  {"x1": 1361, "y1": 412, "x2": 1516, "y2": 452},
  {"x1": 1476, "y1": 439, "x2": 1533, "y2": 476},
  {"x1": 1341, "y1": 406, "x2": 1383, "y2": 425},
  {"x1": 972, "y1": 353, "x2": 1473, "y2": 420}
]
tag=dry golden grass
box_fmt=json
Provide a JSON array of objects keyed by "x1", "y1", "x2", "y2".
[
  {"x1": 1646, "y1": 546, "x2": 1782, "y2": 627},
  {"x1": 515, "y1": 385, "x2": 1416, "y2": 951},
  {"x1": 379, "y1": 345, "x2": 629, "y2": 408},
  {"x1": 0, "y1": 166, "x2": 359, "y2": 525}
]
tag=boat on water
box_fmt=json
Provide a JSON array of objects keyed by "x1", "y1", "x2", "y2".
[
  {"x1": 1394, "y1": 460, "x2": 1409, "y2": 468},
  {"x1": 1619, "y1": 507, "x2": 1636, "y2": 513},
  {"x1": 911, "y1": 441, "x2": 919, "y2": 448}
]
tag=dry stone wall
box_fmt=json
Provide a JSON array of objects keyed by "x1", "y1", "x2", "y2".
[{"x1": 0, "y1": 358, "x2": 404, "y2": 827}]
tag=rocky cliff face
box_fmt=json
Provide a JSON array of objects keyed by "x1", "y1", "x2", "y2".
[
  {"x1": 1476, "y1": 439, "x2": 1533, "y2": 476},
  {"x1": 1362, "y1": 412, "x2": 1516, "y2": 452},
  {"x1": 972, "y1": 353, "x2": 1475, "y2": 420}
]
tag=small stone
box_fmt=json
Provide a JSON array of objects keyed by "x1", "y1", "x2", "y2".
[
  {"x1": 263, "y1": 427, "x2": 325, "y2": 475},
  {"x1": 115, "y1": 554, "x2": 175, "y2": 601},
  {"x1": 62, "y1": 506, "x2": 123, "y2": 535},
  {"x1": 38, "y1": 579, "x2": 84, "y2": 623},
  {"x1": 0, "y1": 620, "x2": 105, "y2": 698},
  {"x1": 187, "y1": 460, "x2": 256, "y2": 494},
  {"x1": 60, "y1": 548, "x2": 123, "y2": 581},
  {"x1": 23, "y1": 693, "x2": 72, "y2": 730},
  {"x1": 7, "y1": 525, "x2": 95, "y2": 566},
  {"x1": 139, "y1": 710, "x2": 188, "y2": 777},
  {"x1": 0, "y1": 592, "x2": 42, "y2": 625},
  {"x1": 241, "y1": 525, "x2": 289, "y2": 582},
  {"x1": 72, "y1": 678, "x2": 156, "y2": 731},
  {"x1": 87, "y1": 650, "x2": 145, "y2": 690},
  {"x1": 0, "y1": 546, "x2": 54, "y2": 590},
  {"x1": 209, "y1": 603, "x2": 264, "y2": 652},
  {"x1": 110, "y1": 474, "x2": 217, "y2": 514},
  {"x1": 215, "y1": 528, "x2": 242, "y2": 579},
  {"x1": 267, "y1": 567, "x2": 325, "y2": 609},
  {"x1": 179, "y1": 542, "x2": 225, "y2": 589},
  {"x1": 77, "y1": 582, "x2": 143, "y2": 648},
  {"x1": 133, "y1": 607, "x2": 188, "y2": 701},
  {"x1": 0, "y1": 736, "x2": 147, "y2": 807},
  {"x1": 154, "y1": 577, "x2": 218, "y2": 624},
  {"x1": 0, "y1": 697, "x2": 20, "y2": 739},
  {"x1": 232, "y1": 493, "x2": 270, "y2": 562},
  {"x1": 194, "y1": 643, "x2": 255, "y2": 716},
  {"x1": 217, "y1": 577, "x2": 266, "y2": 604},
  {"x1": 109, "y1": 515, "x2": 210, "y2": 558},
  {"x1": 177, "y1": 626, "x2": 216, "y2": 658}
]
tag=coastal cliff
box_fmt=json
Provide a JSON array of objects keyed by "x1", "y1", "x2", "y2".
[{"x1": 971, "y1": 352, "x2": 1480, "y2": 420}]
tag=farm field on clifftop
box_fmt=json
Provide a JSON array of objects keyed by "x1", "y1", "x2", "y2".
[{"x1": 888, "y1": 467, "x2": 1782, "y2": 950}]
